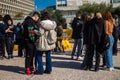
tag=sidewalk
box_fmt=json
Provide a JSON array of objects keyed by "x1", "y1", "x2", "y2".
[{"x1": 0, "y1": 50, "x2": 120, "y2": 80}]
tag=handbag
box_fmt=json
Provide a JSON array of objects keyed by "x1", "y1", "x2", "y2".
[{"x1": 98, "y1": 34, "x2": 110, "y2": 53}]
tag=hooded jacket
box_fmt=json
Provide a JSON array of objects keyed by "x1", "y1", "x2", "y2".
[
  {"x1": 23, "y1": 16, "x2": 39, "y2": 43},
  {"x1": 71, "y1": 17, "x2": 84, "y2": 39}
]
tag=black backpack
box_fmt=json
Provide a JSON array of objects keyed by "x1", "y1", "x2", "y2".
[{"x1": 57, "y1": 29, "x2": 63, "y2": 37}]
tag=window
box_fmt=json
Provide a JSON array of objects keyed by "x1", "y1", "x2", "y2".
[
  {"x1": 57, "y1": 0, "x2": 67, "y2": 6},
  {"x1": 111, "y1": 0, "x2": 120, "y2": 3}
]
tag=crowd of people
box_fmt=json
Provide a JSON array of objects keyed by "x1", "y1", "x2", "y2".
[
  {"x1": 0, "y1": 11, "x2": 120, "y2": 75},
  {"x1": 71, "y1": 11, "x2": 120, "y2": 72}
]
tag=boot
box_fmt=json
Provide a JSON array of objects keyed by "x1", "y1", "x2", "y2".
[{"x1": 25, "y1": 68, "x2": 31, "y2": 75}]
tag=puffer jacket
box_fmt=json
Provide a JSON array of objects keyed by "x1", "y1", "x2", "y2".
[{"x1": 35, "y1": 20, "x2": 57, "y2": 51}]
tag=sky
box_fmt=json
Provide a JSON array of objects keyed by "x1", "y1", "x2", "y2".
[{"x1": 34, "y1": 0, "x2": 56, "y2": 10}]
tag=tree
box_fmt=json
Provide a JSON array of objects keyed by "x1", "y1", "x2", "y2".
[
  {"x1": 112, "y1": 6, "x2": 120, "y2": 18},
  {"x1": 41, "y1": 8, "x2": 67, "y2": 29},
  {"x1": 78, "y1": 3, "x2": 113, "y2": 15},
  {"x1": 14, "y1": 12, "x2": 24, "y2": 19}
]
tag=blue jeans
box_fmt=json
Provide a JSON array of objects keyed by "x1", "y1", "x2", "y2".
[
  {"x1": 105, "y1": 36, "x2": 114, "y2": 68},
  {"x1": 36, "y1": 50, "x2": 52, "y2": 73},
  {"x1": 71, "y1": 39, "x2": 83, "y2": 57}
]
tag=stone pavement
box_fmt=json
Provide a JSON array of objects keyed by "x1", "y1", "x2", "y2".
[{"x1": 0, "y1": 50, "x2": 120, "y2": 80}]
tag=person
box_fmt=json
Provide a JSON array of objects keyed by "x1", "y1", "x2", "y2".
[
  {"x1": 15, "y1": 22, "x2": 24, "y2": 57},
  {"x1": 0, "y1": 15, "x2": 12, "y2": 60},
  {"x1": 103, "y1": 11, "x2": 115, "y2": 71},
  {"x1": 55, "y1": 23, "x2": 65, "y2": 53},
  {"x1": 34, "y1": 12, "x2": 56, "y2": 74},
  {"x1": 81, "y1": 14, "x2": 94, "y2": 69},
  {"x1": 3, "y1": 15, "x2": 16, "y2": 59},
  {"x1": 22, "y1": 12, "x2": 40, "y2": 75},
  {"x1": 71, "y1": 13, "x2": 84, "y2": 60},
  {"x1": 82, "y1": 12, "x2": 106, "y2": 71},
  {"x1": 112, "y1": 15, "x2": 119, "y2": 56}
]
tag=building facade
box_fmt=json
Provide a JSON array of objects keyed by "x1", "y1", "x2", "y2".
[
  {"x1": 111, "y1": 0, "x2": 120, "y2": 7},
  {"x1": 0, "y1": 0, "x2": 34, "y2": 17},
  {"x1": 88, "y1": 0, "x2": 110, "y2": 4},
  {"x1": 56, "y1": 0, "x2": 82, "y2": 28},
  {"x1": 56, "y1": 0, "x2": 112, "y2": 28}
]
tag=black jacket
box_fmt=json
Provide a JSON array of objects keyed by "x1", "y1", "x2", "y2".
[
  {"x1": 71, "y1": 17, "x2": 84, "y2": 39},
  {"x1": 23, "y1": 16, "x2": 39, "y2": 43},
  {"x1": 0, "y1": 23, "x2": 6, "y2": 37},
  {"x1": 84, "y1": 17, "x2": 106, "y2": 45},
  {"x1": 5, "y1": 24, "x2": 16, "y2": 37}
]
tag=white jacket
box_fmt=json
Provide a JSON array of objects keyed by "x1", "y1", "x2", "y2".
[{"x1": 35, "y1": 20, "x2": 56, "y2": 51}]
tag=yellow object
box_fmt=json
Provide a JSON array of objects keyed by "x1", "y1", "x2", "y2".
[
  {"x1": 13, "y1": 45, "x2": 18, "y2": 51},
  {"x1": 62, "y1": 29, "x2": 72, "y2": 40},
  {"x1": 62, "y1": 40, "x2": 72, "y2": 50},
  {"x1": 61, "y1": 29, "x2": 73, "y2": 50}
]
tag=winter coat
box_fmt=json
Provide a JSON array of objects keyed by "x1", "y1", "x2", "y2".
[
  {"x1": 84, "y1": 17, "x2": 106, "y2": 45},
  {"x1": 71, "y1": 17, "x2": 84, "y2": 39},
  {"x1": 35, "y1": 20, "x2": 56, "y2": 51},
  {"x1": 0, "y1": 23, "x2": 6, "y2": 37}
]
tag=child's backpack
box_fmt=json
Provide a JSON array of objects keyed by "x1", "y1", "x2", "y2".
[{"x1": 57, "y1": 29, "x2": 63, "y2": 37}]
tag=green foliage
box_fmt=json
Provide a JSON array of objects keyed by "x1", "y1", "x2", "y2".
[
  {"x1": 112, "y1": 6, "x2": 120, "y2": 18},
  {"x1": 14, "y1": 12, "x2": 24, "y2": 18},
  {"x1": 14, "y1": 12, "x2": 24, "y2": 20},
  {"x1": 78, "y1": 3, "x2": 113, "y2": 15},
  {"x1": 41, "y1": 9, "x2": 67, "y2": 29}
]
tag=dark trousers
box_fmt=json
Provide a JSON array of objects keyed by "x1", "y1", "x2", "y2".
[
  {"x1": 24, "y1": 40, "x2": 35, "y2": 68},
  {"x1": 86, "y1": 44, "x2": 100, "y2": 69},
  {"x1": 5, "y1": 36, "x2": 14, "y2": 56},
  {"x1": 113, "y1": 38, "x2": 118, "y2": 55},
  {"x1": 102, "y1": 54, "x2": 106, "y2": 66},
  {"x1": 0, "y1": 37, "x2": 5, "y2": 56},
  {"x1": 17, "y1": 39, "x2": 24, "y2": 56}
]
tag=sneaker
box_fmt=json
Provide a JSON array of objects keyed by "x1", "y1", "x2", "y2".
[
  {"x1": 25, "y1": 68, "x2": 32, "y2": 75},
  {"x1": 11, "y1": 55, "x2": 14, "y2": 58},
  {"x1": 30, "y1": 67, "x2": 36, "y2": 73},
  {"x1": 3, "y1": 55, "x2": 7, "y2": 59},
  {"x1": 106, "y1": 67, "x2": 114, "y2": 71},
  {"x1": 71, "y1": 56, "x2": 75, "y2": 60},
  {"x1": 0, "y1": 56, "x2": 4, "y2": 60},
  {"x1": 77, "y1": 57, "x2": 83, "y2": 61},
  {"x1": 7, "y1": 55, "x2": 11, "y2": 59},
  {"x1": 44, "y1": 70, "x2": 51, "y2": 74},
  {"x1": 34, "y1": 70, "x2": 43, "y2": 75}
]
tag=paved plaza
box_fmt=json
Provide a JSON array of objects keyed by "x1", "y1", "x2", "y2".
[{"x1": 0, "y1": 49, "x2": 120, "y2": 80}]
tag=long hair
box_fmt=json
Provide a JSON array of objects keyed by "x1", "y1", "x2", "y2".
[
  {"x1": 41, "y1": 12, "x2": 50, "y2": 20},
  {"x1": 102, "y1": 11, "x2": 114, "y2": 24}
]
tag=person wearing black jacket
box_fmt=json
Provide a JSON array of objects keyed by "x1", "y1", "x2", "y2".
[
  {"x1": 0, "y1": 15, "x2": 12, "y2": 59},
  {"x1": 15, "y1": 22, "x2": 24, "y2": 57},
  {"x1": 83, "y1": 12, "x2": 106, "y2": 71},
  {"x1": 3, "y1": 15, "x2": 16, "y2": 59},
  {"x1": 71, "y1": 14, "x2": 84, "y2": 60},
  {"x1": 112, "y1": 15, "x2": 119, "y2": 56},
  {"x1": 23, "y1": 12, "x2": 40, "y2": 75}
]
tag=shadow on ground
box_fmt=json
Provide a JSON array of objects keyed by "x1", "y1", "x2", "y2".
[
  {"x1": 0, "y1": 65, "x2": 25, "y2": 74},
  {"x1": 52, "y1": 61, "x2": 82, "y2": 70},
  {"x1": 114, "y1": 66, "x2": 120, "y2": 70},
  {"x1": 52, "y1": 56, "x2": 72, "y2": 60}
]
